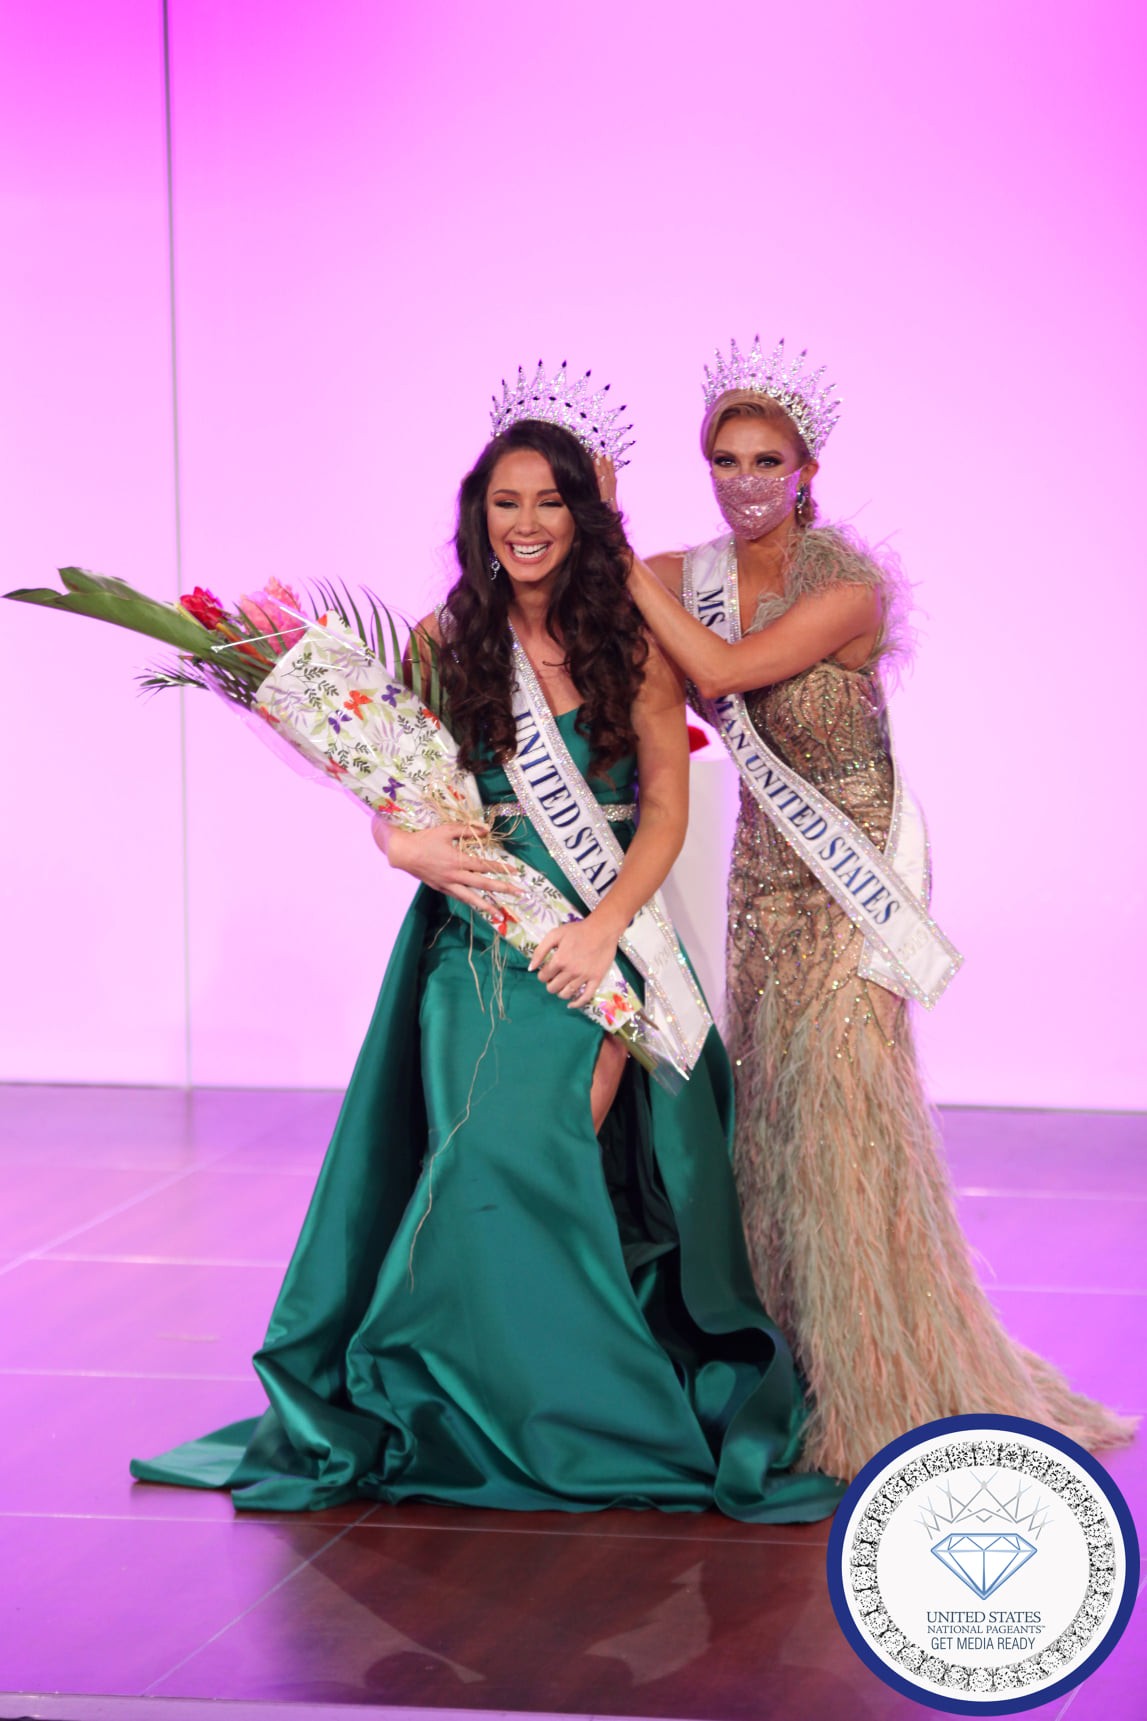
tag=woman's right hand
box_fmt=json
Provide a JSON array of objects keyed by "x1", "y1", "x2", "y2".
[
  {"x1": 593, "y1": 452, "x2": 618, "y2": 512},
  {"x1": 374, "y1": 819, "x2": 524, "y2": 912}
]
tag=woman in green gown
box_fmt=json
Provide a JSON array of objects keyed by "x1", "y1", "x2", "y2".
[{"x1": 130, "y1": 403, "x2": 842, "y2": 1523}]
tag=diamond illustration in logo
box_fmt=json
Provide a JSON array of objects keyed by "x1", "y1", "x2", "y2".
[{"x1": 931, "y1": 1531, "x2": 1037, "y2": 1598}]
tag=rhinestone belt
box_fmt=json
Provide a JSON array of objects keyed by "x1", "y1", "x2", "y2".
[{"x1": 484, "y1": 800, "x2": 637, "y2": 823}]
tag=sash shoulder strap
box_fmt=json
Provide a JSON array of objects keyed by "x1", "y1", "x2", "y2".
[
  {"x1": 684, "y1": 537, "x2": 961, "y2": 1008},
  {"x1": 502, "y1": 630, "x2": 713, "y2": 1075}
]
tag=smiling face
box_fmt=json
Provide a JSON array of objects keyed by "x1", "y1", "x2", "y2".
[{"x1": 486, "y1": 447, "x2": 576, "y2": 587}]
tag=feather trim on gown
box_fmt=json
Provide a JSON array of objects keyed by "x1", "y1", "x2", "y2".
[{"x1": 721, "y1": 526, "x2": 1136, "y2": 1480}]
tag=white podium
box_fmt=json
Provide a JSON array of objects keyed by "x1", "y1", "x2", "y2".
[{"x1": 660, "y1": 744, "x2": 740, "y2": 1024}]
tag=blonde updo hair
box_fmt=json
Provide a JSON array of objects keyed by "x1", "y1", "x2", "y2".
[{"x1": 700, "y1": 390, "x2": 818, "y2": 527}]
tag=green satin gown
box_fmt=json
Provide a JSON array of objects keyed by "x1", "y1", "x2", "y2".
[{"x1": 131, "y1": 713, "x2": 842, "y2": 1521}]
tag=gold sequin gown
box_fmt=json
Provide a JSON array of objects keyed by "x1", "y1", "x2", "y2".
[{"x1": 717, "y1": 529, "x2": 1136, "y2": 1482}]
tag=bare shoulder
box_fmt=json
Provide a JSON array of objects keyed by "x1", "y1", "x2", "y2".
[
  {"x1": 402, "y1": 610, "x2": 444, "y2": 680},
  {"x1": 643, "y1": 551, "x2": 686, "y2": 597}
]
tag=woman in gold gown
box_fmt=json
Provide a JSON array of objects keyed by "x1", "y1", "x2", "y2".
[{"x1": 618, "y1": 340, "x2": 1136, "y2": 1481}]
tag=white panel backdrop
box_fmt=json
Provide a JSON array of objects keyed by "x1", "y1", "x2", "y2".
[{"x1": 1, "y1": 0, "x2": 1144, "y2": 1107}]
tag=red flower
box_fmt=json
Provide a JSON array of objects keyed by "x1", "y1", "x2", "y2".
[
  {"x1": 180, "y1": 586, "x2": 226, "y2": 631},
  {"x1": 687, "y1": 723, "x2": 710, "y2": 754}
]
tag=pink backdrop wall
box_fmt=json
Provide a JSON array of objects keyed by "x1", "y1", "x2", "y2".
[{"x1": 2, "y1": 0, "x2": 1144, "y2": 1106}]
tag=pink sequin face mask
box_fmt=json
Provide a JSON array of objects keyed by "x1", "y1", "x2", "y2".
[{"x1": 712, "y1": 469, "x2": 803, "y2": 539}]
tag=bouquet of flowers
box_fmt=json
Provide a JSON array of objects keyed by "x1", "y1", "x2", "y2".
[{"x1": 6, "y1": 568, "x2": 678, "y2": 1080}]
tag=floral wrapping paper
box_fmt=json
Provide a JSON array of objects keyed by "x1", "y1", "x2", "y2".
[{"x1": 255, "y1": 621, "x2": 675, "y2": 1063}]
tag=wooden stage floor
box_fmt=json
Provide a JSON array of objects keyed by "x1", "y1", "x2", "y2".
[{"x1": 0, "y1": 1087, "x2": 1142, "y2": 1721}]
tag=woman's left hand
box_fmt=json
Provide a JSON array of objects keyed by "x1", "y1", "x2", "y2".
[
  {"x1": 528, "y1": 910, "x2": 621, "y2": 1005},
  {"x1": 593, "y1": 453, "x2": 618, "y2": 512}
]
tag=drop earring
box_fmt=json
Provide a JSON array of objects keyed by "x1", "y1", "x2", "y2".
[{"x1": 489, "y1": 551, "x2": 502, "y2": 580}]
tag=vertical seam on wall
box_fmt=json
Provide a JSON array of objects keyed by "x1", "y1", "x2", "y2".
[{"x1": 161, "y1": 0, "x2": 193, "y2": 1090}]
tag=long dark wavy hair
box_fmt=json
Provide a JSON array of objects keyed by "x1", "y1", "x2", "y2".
[{"x1": 440, "y1": 420, "x2": 648, "y2": 775}]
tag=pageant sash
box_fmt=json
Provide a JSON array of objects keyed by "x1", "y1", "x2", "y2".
[
  {"x1": 502, "y1": 631, "x2": 713, "y2": 1076},
  {"x1": 682, "y1": 537, "x2": 962, "y2": 1008}
]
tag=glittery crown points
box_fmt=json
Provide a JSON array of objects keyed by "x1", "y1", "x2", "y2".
[
  {"x1": 490, "y1": 360, "x2": 635, "y2": 470},
  {"x1": 702, "y1": 335, "x2": 841, "y2": 456}
]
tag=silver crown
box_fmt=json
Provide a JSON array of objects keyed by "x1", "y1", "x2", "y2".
[
  {"x1": 490, "y1": 360, "x2": 635, "y2": 469},
  {"x1": 702, "y1": 335, "x2": 841, "y2": 456}
]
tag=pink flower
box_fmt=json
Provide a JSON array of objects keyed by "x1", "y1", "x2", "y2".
[{"x1": 237, "y1": 577, "x2": 306, "y2": 655}]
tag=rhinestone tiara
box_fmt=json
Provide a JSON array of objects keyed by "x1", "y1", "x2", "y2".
[
  {"x1": 490, "y1": 360, "x2": 635, "y2": 470},
  {"x1": 701, "y1": 335, "x2": 841, "y2": 456}
]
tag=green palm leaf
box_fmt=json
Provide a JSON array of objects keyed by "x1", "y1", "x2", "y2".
[
  {"x1": 384, "y1": 604, "x2": 405, "y2": 684},
  {"x1": 338, "y1": 579, "x2": 367, "y2": 649},
  {"x1": 6, "y1": 575, "x2": 214, "y2": 654}
]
